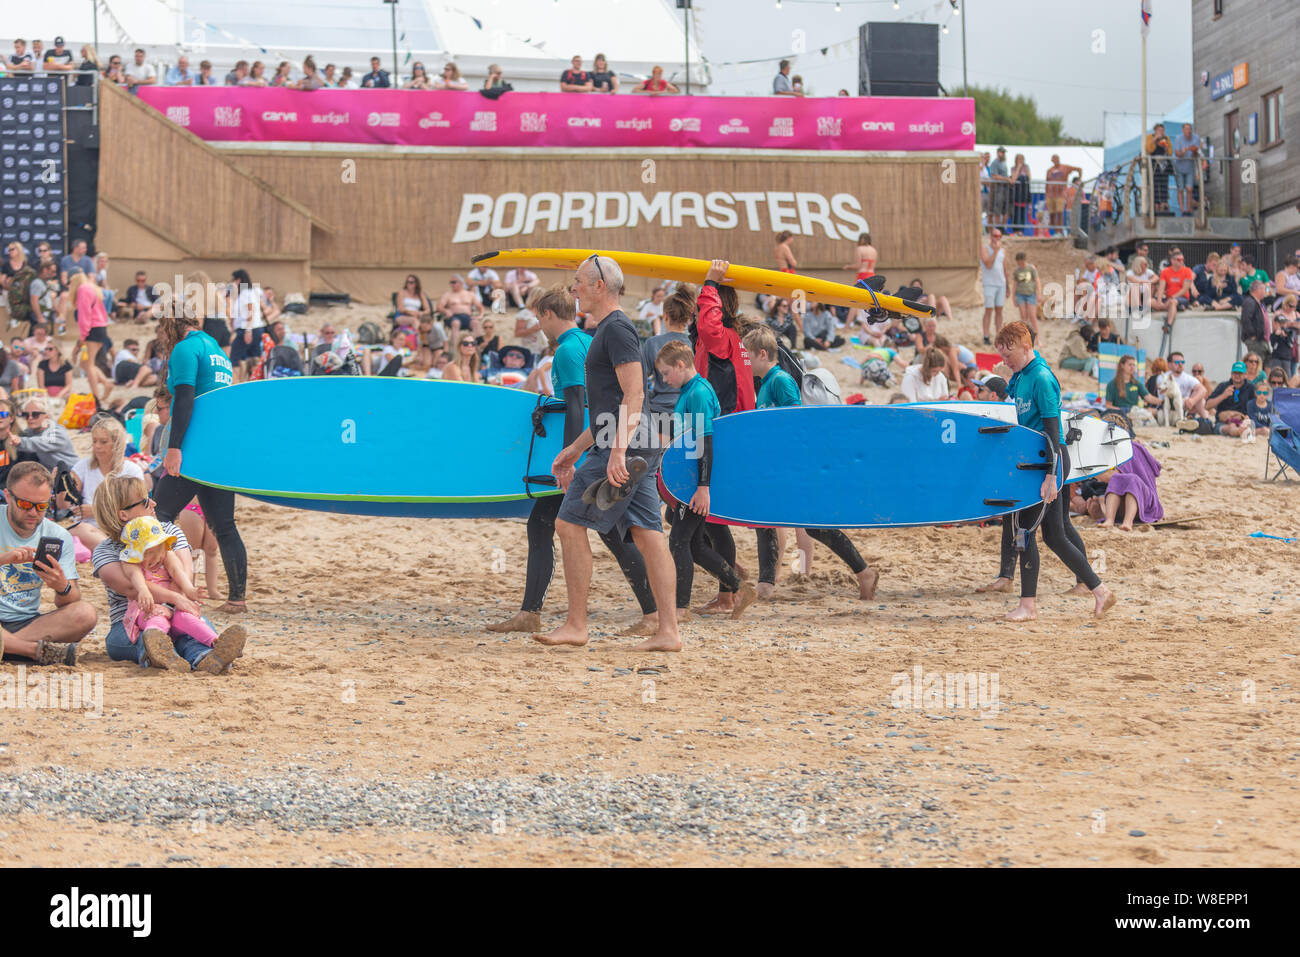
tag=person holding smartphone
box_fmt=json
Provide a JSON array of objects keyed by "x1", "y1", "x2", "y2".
[{"x1": 0, "y1": 461, "x2": 97, "y2": 665}]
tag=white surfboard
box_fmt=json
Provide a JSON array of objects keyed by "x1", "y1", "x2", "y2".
[{"x1": 903, "y1": 401, "x2": 1133, "y2": 484}]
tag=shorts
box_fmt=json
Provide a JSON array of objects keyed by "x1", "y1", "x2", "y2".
[
  {"x1": 1046, "y1": 195, "x2": 1065, "y2": 214},
  {"x1": 556, "y1": 446, "x2": 663, "y2": 539},
  {"x1": 983, "y1": 285, "x2": 1006, "y2": 308},
  {"x1": 1, "y1": 614, "x2": 40, "y2": 634},
  {"x1": 447, "y1": 312, "x2": 473, "y2": 330},
  {"x1": 203, "y1": 317, "x2": 231, "y2": 348},
  {"x1": 84, "y1": 325, "x2": 110, "y2": 346},
  {"x1": 230, "y1": 326, "x2": 265, "y2": 364},
  {"x1": 1015, "y1": 292, "x2": 1037, "y2": 306},
  {"x1": 113, "y1": 360, "x2": 141, "y2": 384},
  {"x1": 1175, "y1": 169, "x2": 1195, "y2": 189}
]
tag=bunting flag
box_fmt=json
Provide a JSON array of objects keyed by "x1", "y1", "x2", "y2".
[
  {"x1": 96, "y1": 0, "x2": 136, "y2": 45},
  {"x1": 1141, "y1": 0, "x2": 1152, "y2": 37}
]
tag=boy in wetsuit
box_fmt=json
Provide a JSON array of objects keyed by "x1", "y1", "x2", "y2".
[{"x1": 655, "y1": 339, "x2": 756, "y2": 621}]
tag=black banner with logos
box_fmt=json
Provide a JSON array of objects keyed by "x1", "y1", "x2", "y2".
[{"x1": 0, "y1": 74, "x2": 68, "y2": 259}]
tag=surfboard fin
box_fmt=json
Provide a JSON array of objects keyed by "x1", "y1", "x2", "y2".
[
  {"x1": 524, "y1": 475, "x2": 558, "y2": 487},
  {"x1": 978, "y1": 425, "x2": 1013, "y2": 434},
  {"x1": 1016, "y1": 463, "x2": 1052, "y2": 471},
  {"x1": 983, "y1": 498, "x2": 1018, "y2": 507}
]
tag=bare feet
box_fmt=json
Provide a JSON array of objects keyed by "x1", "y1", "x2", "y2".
[
  {"x1": 857, "y1": 567, "x2": 879, "y2": 600},
  {"x1": 694, "y1": 594, "x2": 735, "y2": 616},
  {"x1": 532, "y1": 622, "x2": 589, "y2": 647},
  {"x1": 630, "y1": 632, "x2": 682, "y2": 652},
  {"x1": 733, "y1": 562, "x2": 749, "y2": 582},
  {"x1": 674, "y1": 608, "x2": 695, "y2": 623},
  {"x1": 214, "y1": 601, "x2": 247, "y2": 614},
  {"x1": 976, "y1": 577, "x2": 1013, "y2": 594},
  {"x1": 730, "y1": 582, "x2": 758, "y2": 620},
  {"x1": 1117, "y1": 523, "x2": 1134, "y2": 532},
  {"x1": 755, "y1": 582, "x2": 775, "y2": 600},
  {"x1": 487, "y1": 610, "x2": 542, "y2": 633},
  {"x1": 1005, "y1": 601, "x2": 1037, "y2": 622},
  {"x1": 620, "y1": 614, "x2": 659, "y2": 637},
  {"x1": 1093, "y1": 588, "x2": 1118, "y2": 618},
  {"x1": 1064, "y1": 583, "x2": 1091, "y2": 597}
]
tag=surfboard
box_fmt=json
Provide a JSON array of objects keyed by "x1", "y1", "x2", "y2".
[
  {"x1": 471, "y1": 248, "x2": 935, "y2": 318},
  {"x1": 659, "y1": 406, "x2": 1055, "y2": 529},
  {"x1": 903, "y1": 402, "x2": 1133, "y2": 484},
  {"x1": 180, "y1": 378, "x2": 570, "y2": 518}
]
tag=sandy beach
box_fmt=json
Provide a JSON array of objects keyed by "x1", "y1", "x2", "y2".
[{"x1": 1, "y1": 267, "x2": 1297, "y2": 868}]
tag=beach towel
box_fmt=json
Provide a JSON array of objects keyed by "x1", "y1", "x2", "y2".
[
  {"x1": 975, "y1": 352, "x2": 1000, "y2": 372},
  {"x1": 1105, "y1": 440, "x2": 1163, "y2": 523},
  {"x1": 1097, "y1": 343, "x2": 1146, "y2": 387}
]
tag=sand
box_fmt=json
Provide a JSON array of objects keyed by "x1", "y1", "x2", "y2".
[{"x1": 1, "y1": 285, "x2": 1297, "y2": 868}]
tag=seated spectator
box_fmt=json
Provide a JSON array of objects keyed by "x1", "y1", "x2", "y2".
[
  {"x1": 633, "y1": 65, "x2": 678, "y2": 94},
  {"x1": 59, "y1": 239, "x2": 93, "y2": 288},
  {"x1": 404, "y1": 62, "x2": 434, "y2": 89},
  {"x1": 976, "y1": 374, "x2": 1009, "y2": 402},
  {"x1": 0, "y1": 348, "x2": 24, "y2": 395},
  {"x1": 590, "y1": 53, "x2": 619, "y2": 93},
  {"x1": 124, "y1": 48, "x2": 157, "y2": 91},
  {"x1": 112, "y1": 339, "x2": 157, "y2": 389},
  {"x1": 483, "y1": 64, "x2": 507, "y2": 90},
  {"x1": 35, "y1": 342, "x2": 72, "y2": 397},
  {"x1": 310, "y1": 324, "x2": 338, "y2": 360},
  {"x1": 1242, "y1": 351, "x2": 1266, "y2": 385},
  {"x1": 92, "y1": 474, "x2": 246, "y2": 673},
  {"x1": 442, "y1": 335, "x2": 480, "y2": 382},
  {"x1": 955, "y1": 366, "x2": 980, "y2": 400},
  {"x1": 906, "y1": 278, "x2": 952, "y2": 322},
  {"x1": 0, "y1": 461, "x2": 96, "y2": 665},
  {"x1": 269, "y1": 61, "x2": 293, "y2": 87},
  {"x1": 1180, "y1": 360, "x2": 1256, "y2": 436},
  {"x1": 900, "y1": 347, "x2": 950, "y2": 401},
  {"x1": 638, "y1": 287, "x2": 667, "y2": 334},
  {"x1": 1237, "y1": 254, "x2": 1273, "y2": 302},
  {"x1": 1125, "y1": 255, "x2": 1158, "y2": 314},
  {"x1": 395, "y1": 275, "x2": 432, "y2": 326},
  {"x1": 1192, "y1": 250, "x2": 1218, "y2": 280},
  {"x1": 8, "y1": 395, "x2": 77, "y2": 474},
  {"x1": 9, "y1": 338, "x2": 31, "y2": 374},
  {"x1": 30, "y1": 261, "x2": 60, "y2": 332},
  {"x1": 365, "y1": 328, "x2": 414, "y2": 376},
  {"x1": 295, "y1": 57, "x2": 323, "y2": 91},
  {"x1": 260, "y1": 286, "x2": 282, "y2": 324},
  {"x1": 362, "y1": 56, "x2": 391, "y2": 88},
  {"x1": 507, "y1": 288, "x2": 543, "y2": 355},
  {"x1": 1246, "y1": 382, "x2": 1274, "y2": 437},
  {"x1": 1273, "y1": 255, "x2": 1300, "y2": 303},
  {"x1": 1094, "y1": 316, "x2": 1122, "y2": 348},
  {"x1": 165, "y1": 55, "x2": 194, "y2": 86},
  {"x1": 765, "y1": 298, "x2": 800, "y2": 350},
  {"x1": 197, "y1": 59, "x2": 216, "y2": 86},
  {"x1": 42, "y1": 36, "x2": 74, "y2": 72},
  {"x1": 243, "y1": 61, "x2": 270, "y2": 87},
  {"x1": 338, "y1": 66, "x2": 356, "y2": 89},
  {"x1": 126, "y1": 271, "x2": 158, "y2": 323},
  {"x1": 1143, "y1": 356, "x2": 1168, "y2": 396},
  {"x1": 505, "y1": 268, "x2": 539, "y2": 309},
  {"x1": 1195, "y1": 257, "x2": 1240, "y2": 310},
  {"x1": 225, "y1": 60, "x2": 250, "y2": 85},
  {"x1": 434, "y1": 62, "x2": 468, "y2": 91},
  {"x1": 1058, "y1": 318, "x2": 1097, "y2": 375},
  {"x1": 1265, "y1": 364, "x2": 1290, "y2": 397},
  {"x1": 1105, "y1": 354, "x2": 1161, "y2": 419},
  {"x1": 321, "y1": 63, "x2": 339, "y2": 87},
  {"x1": 427, "y1": 349, "x2": 453, "y2": 379},
  {"x1": 1093, "y1": 258, "x2": 1125, "y2": 326},
  {"x1": 1153, "y1": 247, "x2": 1196, "y2": 334},
  {"x1": 477, "y1": 319, "x2": 501, "y2": 357},
  {"x1": 466, "y1": 265, "x2": 501, "y2": 310},
  {"x1": 437, "y1": 276, "x2": 484, "y2": 337},
  {"x1": 1093, "y1": 441, "x2": 1163, "y2": 530},
  {"x1": 803, "y1": 303, "x2": 845, "y2": 350},
  {"x1": 560, "y1": 55, "x2": 593, "y2": 92},
  {"x1": 60, "y1": 416, "x2": 145, "y2": 553}
]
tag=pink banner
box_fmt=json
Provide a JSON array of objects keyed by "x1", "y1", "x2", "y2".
[{"x1": 137, "y1": 88, "x2": 974, "y2": 151}]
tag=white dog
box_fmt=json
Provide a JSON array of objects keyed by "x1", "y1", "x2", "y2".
[{"x1": 1154, "y1": 370, "x2": 1185, "y2": 426}]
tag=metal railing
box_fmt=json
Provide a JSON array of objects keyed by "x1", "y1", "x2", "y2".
[{"x1": 981, "y1": 177, "x2": 1078, "y2": 238}]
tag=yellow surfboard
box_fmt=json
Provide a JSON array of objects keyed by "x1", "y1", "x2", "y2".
[{"x1": 471, "y1": 248, "x2": 934, "y2": 319}]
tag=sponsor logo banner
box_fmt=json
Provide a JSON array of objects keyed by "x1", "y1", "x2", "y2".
[{"x1": 138, "y1": 88, "x2": 975, "y2": 150}]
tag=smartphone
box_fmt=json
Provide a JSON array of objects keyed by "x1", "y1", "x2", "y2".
[{"x1": 34, "y1": 536, "x2": 63, "y2": 569}]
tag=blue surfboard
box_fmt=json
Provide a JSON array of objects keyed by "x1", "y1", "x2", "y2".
[
  {"x1": 180, "y1": 378, "x2": 570, "y2": 518},
  {"x1": 660, "y1": 406, "x2": 1054, "y2": 529}
]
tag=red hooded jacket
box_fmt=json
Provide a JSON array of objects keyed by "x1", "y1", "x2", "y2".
[{"x1": 694, "y1": 281, "x2": 755, "y2": 413}]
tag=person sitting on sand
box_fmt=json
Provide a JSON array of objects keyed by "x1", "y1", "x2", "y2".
[
  {"x1": 901, "y1": 347, "x2": 950, "y2": 402},
  {"x1": 983, "y1": 321, "x2": 1116, "y2": 621},
  {"x1": 1093, "y1": 441, "x2": 1163, "y2": 530},
  {"x1": 441, "y1": 333, "x2": 480, "y2": 382},
  {"x1": 436, "y1": 275, "x2": 484, "y2": 339},
  {"x1": 743, "y1": 325, "x2": 879, "y2": 602},
  {"x1": 7, "y1": 395, "x2": 78, "y2": 477},
  {"x1": 1180, "y1": 360, "x2": 1256, "y2": 436},
  {"x1": 655, "y1": 339, "x2": 757, "y2": 622},
  {"x1": 59, "y1": 416, "x2": 145, "y2": 553},
  {"x1": 92, "y1": 474, "x2": 245, "y2": 672},
  {"x1": 1245, "y1": 381, "x2": 1274, "y2": 438},
  {"x1": 117, "y1": 515, "x2": 221, "y2": 650},
  {"x1": 1106, "y1": 354, "x2": 1162, "y2": 420},
  {"x1": 765, "y1": 297, "x2": 800, "y2": 350}
]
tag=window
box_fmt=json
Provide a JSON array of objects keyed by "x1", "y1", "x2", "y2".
[{"x1": 1263, "y1": 88, "x2": 1284, "y2": 147}]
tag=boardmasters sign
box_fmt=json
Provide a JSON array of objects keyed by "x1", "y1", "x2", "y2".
[{"x1": 452, "y1": 190, "x2": 871, "y2": 245}]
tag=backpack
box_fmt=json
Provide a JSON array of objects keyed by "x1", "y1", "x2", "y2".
[
  {"x1": 7, "y1": 266, "x2": 35, "y2": 322},
  {"x1": 357, "y1": 321, "x2": 382, "y2": 345},
  {"x1": 268, "y1": 344, "x2": 304, "y2": 377},
  {"x1": 801, "y1": 367, "x2": 842, "y2": 405}
]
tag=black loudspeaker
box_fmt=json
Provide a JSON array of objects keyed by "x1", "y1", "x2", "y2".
[
  {"x1": 859, "y1": 22, "x2": 940, "y2": 97},
  {"x1": 65, "y1": 83, "x2": 99, "y2": 253}
]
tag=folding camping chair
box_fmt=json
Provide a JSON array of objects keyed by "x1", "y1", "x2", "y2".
[{"x1": 1265, "y1": 388, "x2": 1300, "y2": 481}]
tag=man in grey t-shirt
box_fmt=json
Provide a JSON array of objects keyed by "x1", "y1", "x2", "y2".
[
  {"x1": 1172, "y1": 123, "x2": 1201, "y2": 217},
  {"x1": 773, "y1": 59, "x2": 795, "y2": 95},
  {"x1": 988, "y1": 147, "x2": 1010, "y2": 226}
]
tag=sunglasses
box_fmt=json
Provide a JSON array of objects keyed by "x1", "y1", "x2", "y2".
[
  {"x1": 585, "y1": 253, "x2": 606, "y2": 283},
  {"x1": 1171, "y1": 359, "x2": 1185, "y2": 365},
  {"x1": 1192, "y1": 368, "x2": 1204, "y2": 374},
  {"x1": 10, "y1": 495, "x2": 49, "y2": 512},
  {"x1": 122, "y1": 496, "x2": 153, "y2": 512},
  {"x1": 18, "y1": 412, "x2": 45, "y2": 420}
]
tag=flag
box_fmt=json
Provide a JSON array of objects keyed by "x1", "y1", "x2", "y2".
[{"x1": 1141, "y1": 0, "x2": 1152, "y2": 37}]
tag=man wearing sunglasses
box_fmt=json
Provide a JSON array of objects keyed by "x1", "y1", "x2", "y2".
[
  {"x1": 1166, "y1": 352, "x2": 1208, "y2": 418},
  {"x1": 0, "y1": 461, "x2": 96, "y2": 665},
  {"x1": 535, "y1": 255, "x2": 680, "y2": 653}
]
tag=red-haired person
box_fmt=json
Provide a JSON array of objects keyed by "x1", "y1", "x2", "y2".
[{"x1": 985, "y1": 321, "x2": 1117, "y2": 621}]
